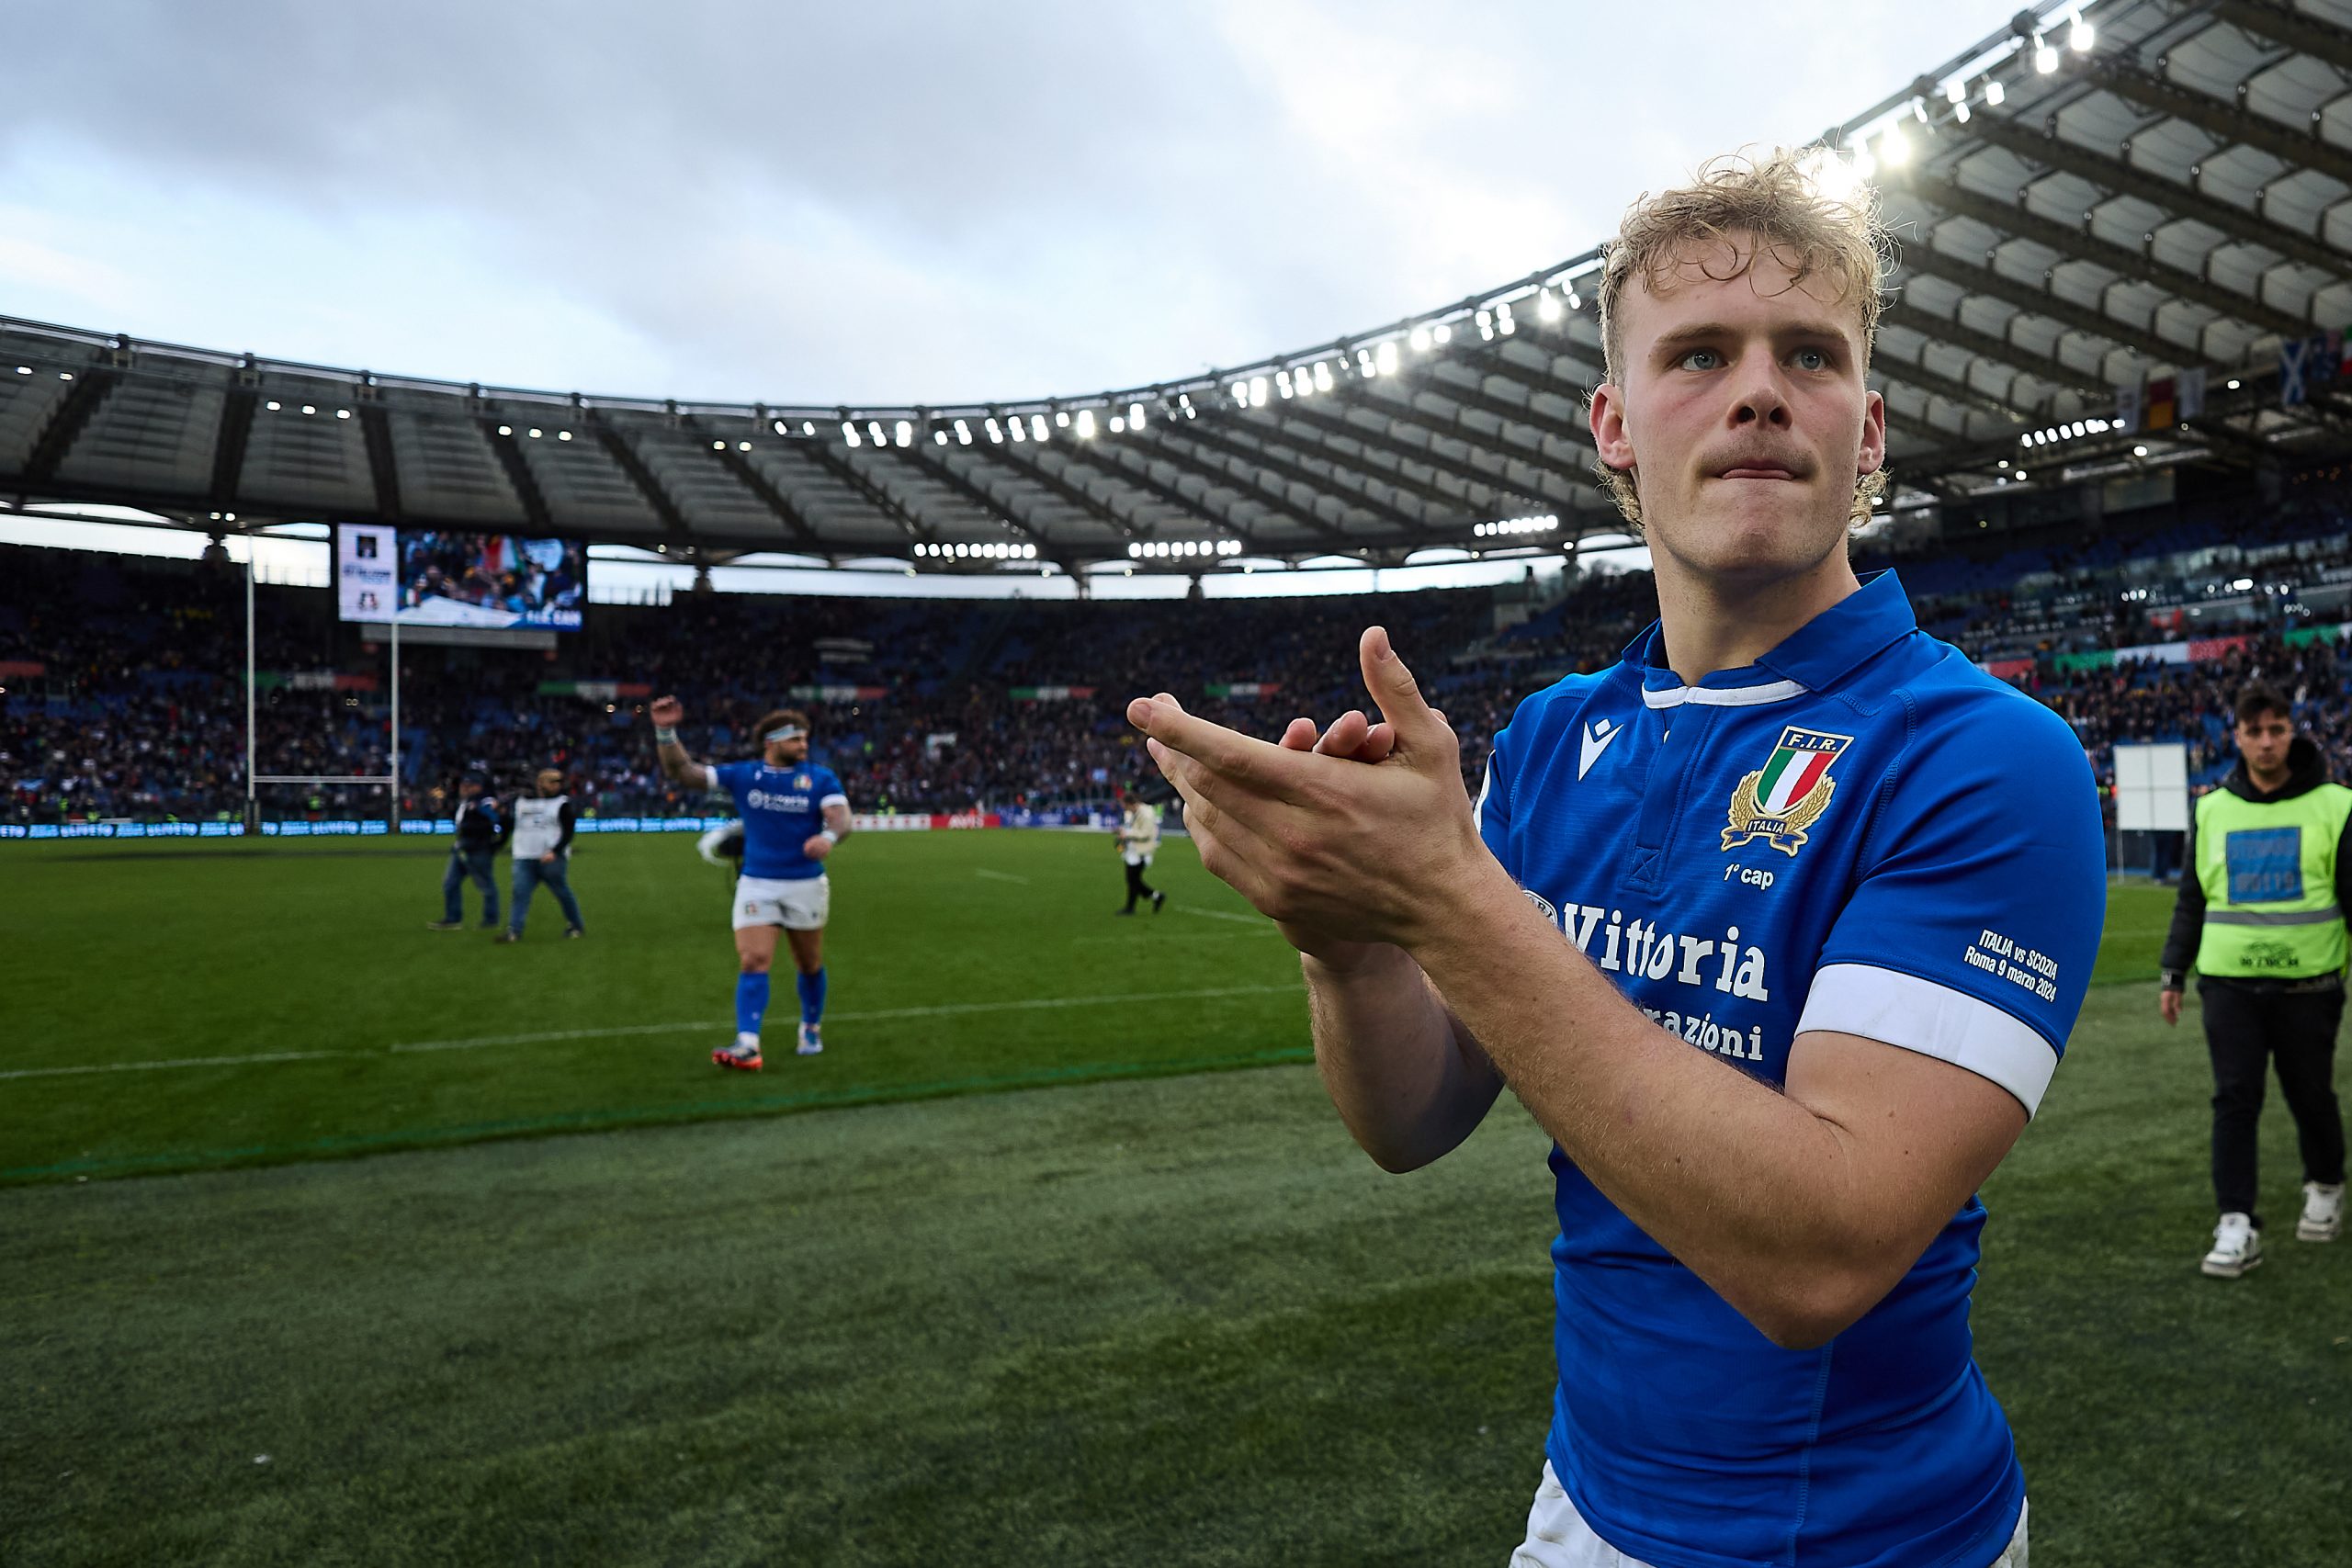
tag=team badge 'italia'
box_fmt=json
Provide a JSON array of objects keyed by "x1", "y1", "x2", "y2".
[{"x1": 1723, "y1": 726, "x2": 1852, "y2": 856}]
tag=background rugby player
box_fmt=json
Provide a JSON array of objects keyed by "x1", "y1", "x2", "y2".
[{"x1": 652, "y1": 698, "x2": 851, "y2": 1068}]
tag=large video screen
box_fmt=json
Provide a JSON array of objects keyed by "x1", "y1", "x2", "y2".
[{"x1": 337, "y1": 525, "x2": 585, "y2": 630}]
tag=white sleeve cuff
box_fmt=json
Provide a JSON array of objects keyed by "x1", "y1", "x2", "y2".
[
  {"x1": 819, "y1": 793, "x2": 849, "y2": 809},
  {"x1": 1796, "y1": 963, "x2": 2060, "y2": 1117}
]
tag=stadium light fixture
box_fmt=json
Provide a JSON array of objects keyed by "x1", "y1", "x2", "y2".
[
  {"x1": 2033, "y1": 35, "x2": 2059, "y2": 73},
  {"x1": 1879, "y1": 126, "x2": 1911, "y2": 166},
  {"x1": 955, "y1": 419, "x2": 972, "y2": 445},
  {"x1": 267, "y1": 400, "x2": 283, "y2": 412},
  {"x1": 2133, "y1": 445, "x2": 2148, "y2": 457},
  {"x1": 496, "y1": 423, "x2": 512, "y2": 436},
  {"x1": 58, "y1": 371, "x2": 71, "y2": 380},
  {"x1": 558, "y1": 430, "x2": 571, "y2": 441},
  {"x1": 1128, "y1": 542, "x2": 1141, "y2": 558},
  {"x1": 336, "y1": 408, "x2": 351, "y2": 420},
  {"x1": 1008, "y1": 417, "x2": 1025, "y2": 443},
  {"x1": 773, "y1": 420, "x2": 787, "y2": 434},
  {"x1": 865, "y1": 420, "x2": 885, "y2": 445},
  {"x1": 1984, "y1": 77, "x2": 2005, "y2": 107},
  {"x1": 1129, "y1": 402, "x2": 1146, "y2": 428},
  {"x1": 301, "y1": 404, "x2": 316, "y2": 416},
  {"x1": 1249, "y1": 377, "x2": 1268, "y2": 405},
  {"x1": 1110, "y1": 415, "x2": 1126, "y2": 432},
  {"x1": 2070, "y1": 17, "x2": 2094, "y2": 51},
  {"x1": 802, "y1": 421, "x2": 816, "y2": 436},
  {"x1": 1275, "y1": 369, "x2": 1295, "y2": 399},
  {"x1": 985, "y1": 417, "x2": 1003, "y2": 443},
  {"x1": 1409, "y1": 325, "x2": 1432, "y2": 352},
  {"x1": 933, "y1": 430, "x2": 949, "y2": 446},
  {"x1": 1313, "y1": 361, "x2": 1334, "y2": 393},
  {"x1": 1476, "y1": 309, "x2": 1494, "y2": 342},
  {"x1": 842, "y1": 422, "x2": 861, "y2": 446},
  {"x1": 2227, "y1": 378, "x2": 2241, "y2": 390},
  {"x1": 1055, "y1": 411, "x2": 1071, "y2": 428},
  {"x1": 1432, "y1": 321, "x2": 1453, "y2": 344},
  {"x1": 1031, "y1": 415, "x2": 1049, "y2": 441},
  {"x1": 1076, "y1": 409, "x2": 1097, "y2": 438},
  {"x1": 12, "y1": 366, "x2": 27, "y2": 374},
  {"x1": 1375, "y1": 340, "x2": 1400, "y2": 374},
  {"x1": 894, "y1": 420, "x2": 912, "y2": 447},
  {"x1": 1536, "y1": 290, "x2": 1563, "y2": 323},
  {"x1": 711, "y1": 440, "x2": 726, "y2": 452}
]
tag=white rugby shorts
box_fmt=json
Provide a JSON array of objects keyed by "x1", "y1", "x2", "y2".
[
  {"x1": 732, "y1": 873, "x2": 831, "y2": 931},
  {"x1": 1508, "y1": 1463, "x2": 2027, "y2": 1568}
]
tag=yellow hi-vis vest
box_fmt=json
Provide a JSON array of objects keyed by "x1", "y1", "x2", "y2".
[{"x1": 2192, "y1": 782, "x2": 2352, "y2": 979}]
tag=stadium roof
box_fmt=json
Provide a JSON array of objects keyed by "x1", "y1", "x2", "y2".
[{"x1": 6, "y1": 0, "x2": 2351, "y2": 577}]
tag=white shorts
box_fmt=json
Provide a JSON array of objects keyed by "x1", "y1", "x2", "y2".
[
  {"x1": 1122, "y1": 851, "x2": 1155, "y2": 867},
  {"x1": 1509, "y1": 1462, "x2": 2028, "y2": 1568},
  {"x1": 732, "y1": 873, "x2": 831, "y2": 931}
]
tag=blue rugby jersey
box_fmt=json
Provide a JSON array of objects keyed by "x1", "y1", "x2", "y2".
[
  {"x1": 710, "y1": 760, "x2": 848, "y2": 881},
  {"x1": 1476, "y1": 571, "x2": 2104, "y2": 1568}
]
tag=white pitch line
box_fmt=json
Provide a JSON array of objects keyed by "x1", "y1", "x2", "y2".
[
  {"x1": 0, "y1": 984, "x2": 1306, "y2": 1081},
  {"x1": 1174, "y1": 905, "x2": 1269, "y2": 927},
  {"x1": 973, "y1": 868, "x2": 1032, "y2": 885},
  {"x1": 0, "y1": 1049, "x2": 350, "y2": 1081}
]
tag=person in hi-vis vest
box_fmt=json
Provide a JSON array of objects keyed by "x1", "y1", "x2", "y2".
[
  {"x1": 2160, "y1": 682, "x2": 2350, "y2": 1278},
  {"x1": 496, "y1": 768, "x2": 586, "y2": 942}
]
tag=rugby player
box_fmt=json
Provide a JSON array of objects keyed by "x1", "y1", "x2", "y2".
[
  {"x1": 1129, "y1": 152, "x2": 2106, "y2": 1567},
  {"x1": 650, "y1": 697, "x2": 851, "y2": 1068}
]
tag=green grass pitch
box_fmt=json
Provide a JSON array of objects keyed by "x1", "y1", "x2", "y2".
[{"x1": 2, "y1": 835, "x2": 2346, "y2": 1566}]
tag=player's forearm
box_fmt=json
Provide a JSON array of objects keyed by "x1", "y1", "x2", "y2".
[
  {"x1": 1406, "y1": 863, "x2": 1927, "y2": 1347},
  {"x1": 655, "y1": 739, "x2": 692, "y2": 781},
  {"x1": 821, "y1": 803, "x2": 852, "y2": 840},
  {"x1": 1303, "y1": 944, "x2": 1503, "y2": 1173}
]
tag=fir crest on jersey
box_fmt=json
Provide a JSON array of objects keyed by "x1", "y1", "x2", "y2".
[{"x1": 1722, "y1": 726, "x2": 1851, "y2": 856}]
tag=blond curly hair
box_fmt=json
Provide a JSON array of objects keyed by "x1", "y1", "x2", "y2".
[{"x1": 1592, "y1": 150, "x2": 1893, "y2": 530}]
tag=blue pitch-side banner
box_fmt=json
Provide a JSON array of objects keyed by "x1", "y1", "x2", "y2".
[{"x1": 1, "y1": 813, "x2": 1122, "y2": 841}]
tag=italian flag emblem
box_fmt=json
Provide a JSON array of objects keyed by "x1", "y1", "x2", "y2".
[{"x1": 1723, "y1": 726, "x2": 1852, "y2": 856}]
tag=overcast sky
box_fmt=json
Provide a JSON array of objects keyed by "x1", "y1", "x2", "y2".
[{"x1": 4, "y1": 1, "x2": 2041, "y2": 411}]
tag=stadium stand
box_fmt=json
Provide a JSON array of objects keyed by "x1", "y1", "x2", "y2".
[{"x1": 6, "y1": 462, "x2": 2349, "y2": 834}]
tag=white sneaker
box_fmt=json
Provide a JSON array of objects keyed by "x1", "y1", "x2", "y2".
[
  {"x1": 2201, "y1": 1212, "x2": 2263, "y2": 1278},
  {"x1": 2298, "y1": 1181, "x2": 2345, "y2": 1243},
  {"x1": 796, "y1": 1022, "x2": 823, "y2": 1056}
]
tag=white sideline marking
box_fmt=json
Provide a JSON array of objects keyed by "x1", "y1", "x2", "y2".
[
  {"x1": 0, "y1": 984, "x2": 1304, "y2": 1081},
  {"x1": 1174, "y1": 906, "x2": 1267, "y2": 927},
  {"x1": 974, "y1": 868, "x2": 1031, "y2": 885}
]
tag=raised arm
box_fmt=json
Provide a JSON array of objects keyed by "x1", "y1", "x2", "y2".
[{"x1": 649, "y1": 694, "x2": 713, "y2": 792}]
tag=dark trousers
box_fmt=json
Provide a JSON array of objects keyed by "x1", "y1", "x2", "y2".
[
  {"x1": 510, "y1": 856, "x2": 584, "y2": 934},
  {"x1": 1123, "y1": 860, "x2": 1157, "y2": 912},
  {"x1": 2200, "y1": 976, "x2": 2346, "y2": 1223},
  {"x1": 443, "y1": 848, "x2": 499, "y2": 924}
]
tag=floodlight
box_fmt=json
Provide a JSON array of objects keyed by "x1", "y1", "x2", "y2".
[
  {"x1": 1536, "y1": 291, "x2": 1564, "y2": 323},
  {"x1": 1076, "y1": 409, "x2": 1096, "y2": 438},
  {"x1": 2070, "y1": 17, "x2": 2093, "y2": 51},
  {"x1": 1409, "y1": 326, "x2": 1431, "y2": 351},
  {"x1": 1313, "y1": 361, "x2": 1334, "y2": 392},
  {"x1": 1376, "y1": 340, "x2": 1399, "y2": 374},
  {"x1": 1984, "y1": 77, "x2": 2005, "y2": 106}
]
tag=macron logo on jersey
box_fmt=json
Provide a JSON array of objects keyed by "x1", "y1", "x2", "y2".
[{"x1": 1579, "y1": 717, "x2": 1623, "y2": 780}]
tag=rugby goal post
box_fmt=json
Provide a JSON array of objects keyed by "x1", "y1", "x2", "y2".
[{"x1": 243, "y1": 559, "x2": 401, "y2": 831}]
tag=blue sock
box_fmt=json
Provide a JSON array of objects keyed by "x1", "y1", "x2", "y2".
[
  {"x1": 797, "y1": 967, "x2": 828, "y2": 1027},
  {"x1": 735, "y1": 971, "x2": 770, "y2": 1037}
]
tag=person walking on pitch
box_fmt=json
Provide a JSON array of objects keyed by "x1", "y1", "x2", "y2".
[
  {"x1": 1114, "y1": 784, "x2": 1165, "y2": 916},
  {"x1": 650, "y1": 697, "x2": 851, "y2": 1068},
  {"x1": 428, "y1": 772, "x2": 508, "y2": 930},
  {"x1": 496, "y1": 768, "x2": 585, "y2": 942}
]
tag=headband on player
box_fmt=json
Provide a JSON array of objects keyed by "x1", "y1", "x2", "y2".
[{"x1": 765, "y1": 725, "x2": 808, "y2": 743}]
